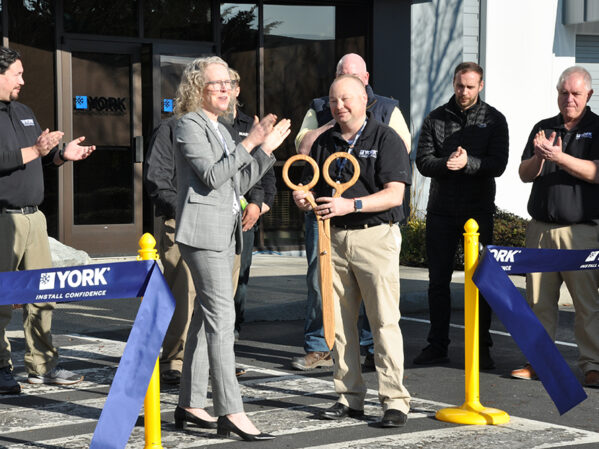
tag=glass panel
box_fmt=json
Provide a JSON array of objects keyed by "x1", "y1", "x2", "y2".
[
  {"x1": 9, "y1": 0, "x2": 57, "y2": 236},
  {"x1": 71, "y1": 52, "x2": 133, "y2": 225},
  {"x1": 159, "y1": 55, "x2": 196, "y2": 120},
  {"x1": 144, "y1": 0, "x2": 211, "y2": 41},
  {"x1": 263, "y1": 5, "x2": 336, "y2": 161},
  {"x1": 63, "y1": 0, "x2": 138, "y2": 37},
  {"x1": 221, "y1": 3, "x2": 258, "y2": 116},
  {"x1": 262, "y1": 5, "x2": 335, "y2": 248}
]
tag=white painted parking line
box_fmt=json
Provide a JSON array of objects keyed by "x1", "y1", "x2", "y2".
[{"x1": 401, "y1": 316, "x2": 578, "y2": 348}]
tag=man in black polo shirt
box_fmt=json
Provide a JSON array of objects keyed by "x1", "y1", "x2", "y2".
[
  {"x1": 0, "y1": 47, "x2": 95, "y2": 394},
  {"x1": 512, "y1": 66, "x2": 599, "y2": 388},
  {"x1": 292, "y1": 53, "x2": 411, "y2": 372},
  {"x1": 293, "y1": 75, "x2": 411, "y2": 427}
]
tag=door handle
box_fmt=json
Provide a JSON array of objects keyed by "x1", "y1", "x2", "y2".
[{"x1": 134, "y1": 135, "x2": 143, "y2": 163}]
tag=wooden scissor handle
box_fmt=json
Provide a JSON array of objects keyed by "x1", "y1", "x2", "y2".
[
  {"x1": 322, "y1": 152, "x2": 360, "y2": 197},
  {"x1": 283, "y1": 154, "x2": 320, "y2": 209}
]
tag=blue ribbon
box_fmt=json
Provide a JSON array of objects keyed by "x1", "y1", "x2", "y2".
[
  {"x1": 473, "y1": 246, "x2": 589, "y2": 415},
  {"x1": 0, "y1": 260, "x2": 175, "y2": 449}
]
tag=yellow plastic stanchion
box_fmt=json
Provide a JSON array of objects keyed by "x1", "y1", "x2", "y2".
[
  {"x1": 435, "y1": 219, "x2": 510, "y2": 425},
  {"x1": 138, "y1": 233, "x2": 164, "y2": 449}
]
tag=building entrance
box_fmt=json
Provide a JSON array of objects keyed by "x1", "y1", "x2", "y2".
[{"x1": 59, "y1": 41, "x2": 143, "y2": 256}]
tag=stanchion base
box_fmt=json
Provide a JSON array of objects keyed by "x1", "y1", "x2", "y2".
[{"x1": 436, "y1": 403, "x2": 510, "y2": 425}]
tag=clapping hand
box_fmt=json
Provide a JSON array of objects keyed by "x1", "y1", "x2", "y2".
[{"x1": 62, "y1": 136, "x2": 96, "y2": 161}]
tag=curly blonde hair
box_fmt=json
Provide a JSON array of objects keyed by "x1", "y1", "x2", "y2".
[{"x1": 174, "y1": 56, "x2": 229, "y2": 116}]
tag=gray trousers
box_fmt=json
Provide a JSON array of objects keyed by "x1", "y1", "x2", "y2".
[{"x1": 178, "y1": 241, "x2": 243, "y2": 416}]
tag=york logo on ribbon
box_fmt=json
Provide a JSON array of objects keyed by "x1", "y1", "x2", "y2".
[
  {"x1": 489, "y1": 248, "x2": 521, "y2": 271},
  {"x1": 39, "y1": 267, "x2": 110, "y2": 290},
  {"x1": 585, "y1": 251, "x2": 599, "y2": 262}
]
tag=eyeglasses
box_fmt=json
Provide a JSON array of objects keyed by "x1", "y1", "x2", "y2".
[{"x1": 206, "y1": 80, "x2": 233, "y2": 91}]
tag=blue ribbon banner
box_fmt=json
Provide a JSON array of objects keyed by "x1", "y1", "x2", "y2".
[
  {"x1": 0, "y1": 260, "x2": 175, "y2": 449},
  {"x1": 473, "y1": 245, "x2": 592, "y2": 415}
]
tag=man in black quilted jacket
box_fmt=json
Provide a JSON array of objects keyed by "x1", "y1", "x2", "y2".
[{"x1": 414, "y1": 62, "x2": 509, "y2": 369}]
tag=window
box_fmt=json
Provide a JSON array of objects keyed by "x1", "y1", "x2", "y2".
[
  {"x1": 144, "y1": 0, "x2": 212, "y2": 41},
  {"x1": 63, "y1": 0, "x2": 138, "y2": 37}
]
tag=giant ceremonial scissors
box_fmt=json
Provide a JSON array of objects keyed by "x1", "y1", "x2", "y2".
[{"x1": 283, "y1": 152, "x2": 360, "y2": 349}]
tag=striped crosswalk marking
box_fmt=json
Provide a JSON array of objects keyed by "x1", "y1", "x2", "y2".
[{"x1": 0, "y1": 335, "x2": 597, "y2": 448}]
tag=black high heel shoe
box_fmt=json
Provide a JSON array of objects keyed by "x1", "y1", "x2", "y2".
[
  {"x1": 174, "y1": 406, "x2": 218, "y2": 430},
  {"x1": 216, "y1": 415, "x2": 275, "y2": 441}
]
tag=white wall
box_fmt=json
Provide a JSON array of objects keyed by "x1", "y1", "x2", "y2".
[
  {"x1": 482, "y1": 0, "x2": 576, "y2": 218},
  {"x1": 410, "y1": 0, "x2": 465, "y2": 217}
]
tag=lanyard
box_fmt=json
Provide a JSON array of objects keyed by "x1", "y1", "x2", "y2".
[{"x1": 335, "y1": 119, "x2": 366, "y2": 182}]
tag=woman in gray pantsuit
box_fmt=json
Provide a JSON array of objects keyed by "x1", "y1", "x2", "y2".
[{"x1": 172, "y1": 56, "x2": 290, "y2": 441}]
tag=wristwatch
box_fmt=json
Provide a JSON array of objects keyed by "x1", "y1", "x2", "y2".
[
  {"x1": 58, "y1": 146, "x2": 67, "y2": 162},
  {"x1": 353, "y1": 198, "x2": 363, "y2": 213}
]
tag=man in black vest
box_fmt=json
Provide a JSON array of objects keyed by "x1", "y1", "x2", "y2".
[{"x1": 292, "y1": 53, "x2": 411, "y2": 371}]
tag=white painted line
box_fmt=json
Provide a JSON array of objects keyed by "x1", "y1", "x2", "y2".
[{"x1": 401, "y1": 316, "x2": 578, "y2": 348}]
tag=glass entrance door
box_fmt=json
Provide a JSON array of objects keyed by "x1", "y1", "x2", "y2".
[{"x1": 59, "y1": 41, "x2": 142, "y2": 256}]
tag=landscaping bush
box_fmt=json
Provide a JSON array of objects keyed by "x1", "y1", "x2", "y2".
[
  {"x1": 400, "y1": 217, "x2": 427, "y2": 267},
  {"x1": 399, "y1": 208, "x2": 529, "y2": 269}
]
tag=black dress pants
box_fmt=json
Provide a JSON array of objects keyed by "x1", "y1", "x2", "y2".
[{"x1": 425, "y1": 212, "x2": 493, "y2": 353}]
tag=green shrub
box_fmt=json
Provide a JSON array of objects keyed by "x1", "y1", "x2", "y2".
[
  {"x1": 399, "y1": 208, "x2": 529, "y2": 268},
  {"x1": 493, "y1": 208, "x2": 528, "y2": 248},
  {"x1": 400, "y1": 217, "x2": 427, "y2": 267}
]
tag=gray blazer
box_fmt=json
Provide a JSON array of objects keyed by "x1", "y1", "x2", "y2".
[{"x1": 174, "y1": 109, "x2": 275, "y2": 253}]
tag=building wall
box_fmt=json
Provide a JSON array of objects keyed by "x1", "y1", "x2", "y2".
[
  {"x1": 410, "y1": 0, "x2": 465, "y2": 216},
  {"x1": 482, "y1": 0, "x2": 578, "y2": 219}
]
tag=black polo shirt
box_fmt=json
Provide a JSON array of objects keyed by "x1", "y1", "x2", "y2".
[
  {"x1": 522, "y1": 107, "x2": 599, "y2": 224},
  {"x1": 305, "y1": 112, "x2": 411, "y2": 227},
  {"x1": 0, "y1": 101, "x2": 56, "y2": 209}
]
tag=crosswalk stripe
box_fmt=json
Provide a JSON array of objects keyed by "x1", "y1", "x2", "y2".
[{"x1": 1, "y1": 334, "x2": 597, "y2": 449}]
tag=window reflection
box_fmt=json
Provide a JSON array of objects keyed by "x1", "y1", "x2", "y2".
[
  {"x1": 263, "y1": 4, "x2": 336, "y2": 161},
  {"x1": 262, "y1": 5, "x2": 335, "y2": 247},
  {"x1": 221, "y1": 3, "x2": 258, "y2": 116},
  {"x1": 144, "y1": 0, "x2": 211, "y2": 41},
  {"x1": 63, "y1": 0, "x2": 138, "y2": 37},
  {"x1": 160, "y1": 55, "x2": 195, "y2": 120}
]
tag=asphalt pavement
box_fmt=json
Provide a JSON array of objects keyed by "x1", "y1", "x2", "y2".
[{"x1": 0, "y1": 253, "x2": 596, "y2": 448}]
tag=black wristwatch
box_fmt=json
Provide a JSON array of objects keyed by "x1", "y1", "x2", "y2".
[
  {"x1": 353, "y1": 198, "x2": 363, "y2": 212},
  {"x1": 58, "y1": 146, "x2": 67, "y2": 162}
]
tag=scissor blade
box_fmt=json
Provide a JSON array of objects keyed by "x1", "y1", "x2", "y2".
[{"x1": 318, "y1": 218, "x2": 335, "y2": 350}]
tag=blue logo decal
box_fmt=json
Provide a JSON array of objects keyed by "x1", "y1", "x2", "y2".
[
  {"x1": 75, "y1": 95, "x2": 88, "y2": 110},
  {"x1": 163, "y1": 99, "x2": 173, "y2": 113}
]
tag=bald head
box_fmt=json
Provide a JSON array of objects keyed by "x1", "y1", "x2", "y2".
[
  {"x1": 336, "y1": 53, "x2": 369, "y2": 86},
  {"x1": 329, "y1": 75, "x2": 368, "y2": 132}
]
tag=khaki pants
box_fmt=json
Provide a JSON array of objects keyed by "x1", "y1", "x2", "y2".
[
  {"x1": 157, "y1": 218, "x2": 196, "y2": 372},
  {"x1": 331, "y1": 224, "x2": 411, "y2": 414},
  {"x1": 525, "y1": 219, "x2": 599, "y2": 373},
  {"x1": 0, "y1": 210, "x2": 57, "y2": 375}
]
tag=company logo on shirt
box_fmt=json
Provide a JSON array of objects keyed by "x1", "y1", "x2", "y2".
[
  {"x1": 358, "y1": 149, "x2": 378, "y2": 158},
  {"x1": 20, "y1": 119, "x2": 34, "y2": 126},
  {"x1": 477, "y1": 123, "x2": 487, "y2": 128},
  {"x1": 576, "y1": 132, "x2": 592, "y2": 140},
  {"x1": 39, "y1": 267, "x2": 111, "y2": 290}
]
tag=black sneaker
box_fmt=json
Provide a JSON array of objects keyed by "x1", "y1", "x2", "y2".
[
  {"x1": 362, "y1": 352, "x2": 375, "y2": 372},
  {"x1": 0, "y1": 366, "x2": 21, "y2": 394},
  {"x1": 413, "y1": 345, "x2": 450, "y2": 365}
]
